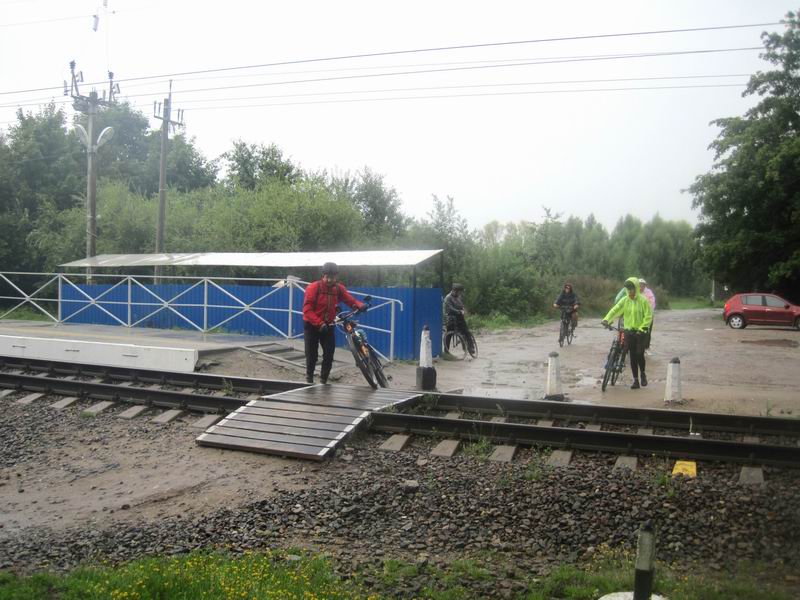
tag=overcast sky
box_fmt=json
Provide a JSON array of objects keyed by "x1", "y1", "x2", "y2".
[{"x1": 0, "y1": 0, "x2": 795, "y2": 232}]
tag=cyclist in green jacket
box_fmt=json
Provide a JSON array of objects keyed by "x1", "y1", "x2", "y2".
[{"x1": 601, "y1": 276, "x2": 653, "y2": 389}]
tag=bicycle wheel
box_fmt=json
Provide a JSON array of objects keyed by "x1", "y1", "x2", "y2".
[
  {"x1": 467, "y1": 333, "x2": 478, "y2": 358},
  {"x1": 558, "y1": 321, "x2": 567, "y2": 347},
  {"x1": 566, "y1": 321, "x2": 575, "y2": 345},
  {"x1": 444, "y1": 331, "x2": 467, "y2": 360},
  {"x1": 347, "y1": 337, "x2": 377, "y2": 389},
  {"x1": 612, "y1": 348, "x2": 628, "y2": 386},
  {"x1": 368, "y1": 347, "x2": 389, "y2": 388},
  {"x1": 601, "y1": 344, "x2": 617, "y2": 392}
]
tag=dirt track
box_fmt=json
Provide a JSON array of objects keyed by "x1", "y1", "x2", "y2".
[{"x1": 1, "y1": 308, "x2": 798, "y2": 539}]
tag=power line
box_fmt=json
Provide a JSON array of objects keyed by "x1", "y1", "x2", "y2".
[
  {"x1": 0, "y1": 21, "x2": 778, "y2": 96},
  {"x1": 118, "y1": 46, "x2": 763, "y2": 100},
  {"x1": 184, "y1": 83, "x2": 748, "y2": 111}
]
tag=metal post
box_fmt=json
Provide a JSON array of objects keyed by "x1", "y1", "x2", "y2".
[
  {"x1": 390, "y1": 300, "x2": 396, "y2": 362},
  {"x1": 155, "y1": 96, "x2": 170, "y2": 282},
  {"x1": 633, "y1": 521, "x2": 656, "y2": 600},
  {"x1": 57, "y1": 275, "x2": 63, "y2": 323},
  {"x1": 287, "y1": 278, "x2": 293, "y2": 338},
  {"x1": 203, "y1": 278, "x2": 208, "y2": 332},
  {"x1": 127, "y1": 276, "x2": 132, "y2": 326},
  {"x1": 85, "y1": 91, "x2": 98, "y2": 275},
  {"x1": 412, "y1": 265, "x2": 418, "y2": 360}
]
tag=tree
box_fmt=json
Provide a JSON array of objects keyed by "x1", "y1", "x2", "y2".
[
  {"x1": 689, "y1": 12, "x2": 800, "y2": 299},
  {"x1": 223, "y1": 141, "x2": 300, "y2": 189},
  {"x1": 348, "y1": 167, "x2": 406, "y2": 239}
]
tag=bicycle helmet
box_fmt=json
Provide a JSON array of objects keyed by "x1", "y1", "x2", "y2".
[
  {"x1": 638, "y1": 278, "x2": 647, "y2": 285},
  {"x1": 322, "y1": 262, "x2": 339, "y2": 275}
]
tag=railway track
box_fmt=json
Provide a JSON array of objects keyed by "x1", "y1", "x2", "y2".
[{"x1": 2, "y1": 356, "x2": 799, "y2": 467}]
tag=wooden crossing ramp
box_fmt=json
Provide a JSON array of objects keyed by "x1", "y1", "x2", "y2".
[{"x1": 196, "y1": 384, "x2": 420, "y2": 460}]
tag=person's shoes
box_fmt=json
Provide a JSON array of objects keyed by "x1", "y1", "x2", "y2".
[
  {"x1": 321, "y1": 378, "x2": 328, "y2": 384},
  {"x1": 631, "y1": 380, "x2": 640, "y2": 389},
  {"x1": 305, "y1": 375, "x2": 314, "y2": 384},
  {"x1": 641, "y1": 372, "x2": 648, "y2": 387}
]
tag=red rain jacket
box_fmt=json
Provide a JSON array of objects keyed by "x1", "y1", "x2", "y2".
[{"x1": 302, "y1": 280, "x2": 364, "y2": 328}]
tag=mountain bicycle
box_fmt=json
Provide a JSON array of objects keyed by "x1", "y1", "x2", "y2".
[
  {"x1": 442, "y1": 315, "x2": 478, "y2": 360},
  {"x1": 558, "y1": 306, "x2": 577, "y2": 347},
  {"x1": 334, "y1": 297, "x2": 388, "y2": 389},
  {"x1": 601, "y1": 321, "x2": 627, "y2": 392}
]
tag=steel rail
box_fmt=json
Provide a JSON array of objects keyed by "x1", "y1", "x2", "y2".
[
  {"x1": 0, "y1": 370, "x2": 249, "y2": 413},
  {"x1": 407, "y1": 393, "x2": 800, "y2": 437},
  {"x1": 369, "y1": 412, "x2": 800, "y2": 467},
  {"x1": 0, "y1": 356, "x2": 303, "y2": 396}
]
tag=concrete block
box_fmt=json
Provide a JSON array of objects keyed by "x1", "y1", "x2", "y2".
[
  {"x1": 537, "y1": 419, "x2": 554, "y2": 427},
  {"x1": 82, "y1": 401, "x2": 114, "y2": 416},
  {"x1": 431, "y1": 439, "x2": 461, "y2": 457},
  {"x1": 489, "y1": 444, "x2": 517, "y2": 463},
  {"x1": 637, "y1": 427, "x2": 653, "y2": 436},
  {"x1": 118, "y1": 405, "x2": 149, "y2": 420},
  {"x1": 51, "y1": 396, "x2": 79, "y2": 409},
  {"x1": 585, "y1": 423, "x2": 602, "y2": 431},
  {"x1": 152, "y1": 409, "x2": 183, "y2": 424},
  {"x1": 613, "y1": 455, "x2": 638, "y2": 472},
  {"x1": 16, "y1": 392, "x2": 45, "y2": 405},
  {"x1": 742, "y1": 435, "x2": 760, "y2": 444},
  {"x1": 0, "y1": 389, "x2": 15, "y2": 399},
  {"x1": 546, "y1": 449, "x2": 573, "y2": 468},
  {"x1": 0, "y1": 335, "x2": 197, "y2": 373},
  {"x1": 544, "y1": 352, "x2": 564, "y2": 401},
  {"x1": 444, "y1": 411, "x2": 461, "y2": 420},
  {"x1": 738, "y1": 466, "x2": 765, "y2": 485},
  {"x1": 490, "y1": 416, "x2": 507, "y2": 423},
  {"x1": 672, "y1": 460, "x2": 697, "y2": 478},
  {"x1": 191, "y1": 414, "x2": 223, "y2": 430},
  {"x1": 380, "y1": 434, "x2": 411, "y2": 452}
]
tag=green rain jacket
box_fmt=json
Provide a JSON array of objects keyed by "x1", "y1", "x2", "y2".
[{"x1": 603, "y1": 276, "x2": 653, "y2": 332}]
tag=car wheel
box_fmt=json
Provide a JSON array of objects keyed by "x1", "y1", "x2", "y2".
[
  {"x1": 795, "y1": 317, "x2": 800, "y2": 331},
  {"x1": 728, "y1": 314, "x2": 746, "y2": 329}
]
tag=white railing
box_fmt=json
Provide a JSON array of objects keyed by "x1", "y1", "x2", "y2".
[{"x1": 0, "y1": 272, "x2": 403, "y2": 361}]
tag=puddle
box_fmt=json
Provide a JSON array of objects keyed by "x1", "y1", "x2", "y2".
[{"x1": 739, "y1": 339, "x2": 799, "y2": 348}]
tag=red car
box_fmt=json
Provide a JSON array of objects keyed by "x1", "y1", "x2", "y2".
[{"x1": 723, "y1": 293, "x2": 800, "y2": 330}]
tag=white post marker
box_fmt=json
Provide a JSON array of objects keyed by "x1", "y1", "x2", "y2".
[
  {"x1": 416, "y1": 325, "x2": 437, "y2": 390},
  {"x1": 664, "y1": 357, "x2": 682, "y2": 405},
  {"x1": 544, "y1": 351, "x2": 565, "y2": 401}
]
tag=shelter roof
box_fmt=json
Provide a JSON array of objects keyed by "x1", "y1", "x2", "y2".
[{"x1": 61, "y1": 250, "x2": 443, "y2": 269}]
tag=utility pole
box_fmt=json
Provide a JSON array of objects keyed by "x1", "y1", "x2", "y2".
[
  {"x1": 153, "y1": 82, "x2": 184, "y2": 281},
  {"x1": 66, "y1": 61, "x2": 119, "y2": 268}
]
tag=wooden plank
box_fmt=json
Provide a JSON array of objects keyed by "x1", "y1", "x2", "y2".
[
  {"x1": 51, "y1": 396, "x2": 79, "y2": 410},
  {"x1": 191, "y1": 414, "x2": 223, "y2": 430},
  {"x1": 118, "y1": 405, "x2": 148, "y2": 420},
  {"x1": 82, "y1": 401, "x2": 114, "y2": 416},
  {"x1": 738, "y1": 465, "x2": 764, "y2": 485},
  {"x1": 206, "y1": 425, "x2": 335, "y2": 449},
  {"x1": 431, "y1": 439, "x2": 461, "y2": 457},
  {"x1": 613, "y1": 455, "x2": 638, "y2": 472},
  {"x1": 245, "y1": 400, "x2": 367, "y2": 418},
  {"x1": 152, "y1": 409, "x2": 183, "y2": 424},
  {"x1": 546, "y1": 449, "x2": 573, "y2": 468},
  {"x1": 236, "y1": 406, "x2": 365, "y2": 426},
  {"x1": 196, "y1": 432, "x2": 330, "y2": 460},
  {"x1": 225, "y1": 411, "x2": 358, "y2": 432},
  {"x1": 489, "y1": 445, "x2": 517, "y2": 463},
  {"x1": 217, "y1": 417, "x2": 351, "y2": 441},
  {"x1": 247, "y1": 404, "x2": 365, "y2": 419},
  {"x1": 17, "y1": 392, "x2": 45, "y2": 405}
]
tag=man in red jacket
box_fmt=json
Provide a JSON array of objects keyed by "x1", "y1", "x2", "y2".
[{"x1": 302, "y1": 262, "x2": 365, "y2": 384}]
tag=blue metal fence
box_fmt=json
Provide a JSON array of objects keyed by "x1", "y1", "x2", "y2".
[{"x1": 60, "y1": 282, "x2": 442, "y2": 360}]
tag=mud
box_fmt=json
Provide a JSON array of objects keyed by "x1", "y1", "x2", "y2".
[{"x1": 1, "y1": 308, "x2": 798, "y2": 539}]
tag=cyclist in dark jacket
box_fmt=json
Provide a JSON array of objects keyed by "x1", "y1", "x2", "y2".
[
  {"x1": 553, "y1": 282, "x2": 580, "y2": 326},
  {"x1": 444, "y1": 283, "x2": 471, "y2": 337},
  {"x1": 302, "y1": 262, "x2": 365, "y2": 384}
]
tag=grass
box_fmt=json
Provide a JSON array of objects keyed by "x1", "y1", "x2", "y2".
[
  {"x1": 1, "y1": 549, "x2": 797, "y2": 600},
  {"x1": 0, "y1": 550, "x2": 372, "y2": 600},
  {"x1": 523, "y1": 446, "x2": 553, "y2": 482},
  {"x1": 467, "y1": 312, "x2": 549, "y2": 332},
  {"x1": 0, "y1": 305, "x2": 54, "y2": 322},
  {"x1": 461, "y1": 436, "x2": 493, "y2": 460}
]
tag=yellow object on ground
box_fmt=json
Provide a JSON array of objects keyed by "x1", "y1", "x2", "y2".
[{"x1": 672, "y1": 460, "x2": 697, "y2": 478}]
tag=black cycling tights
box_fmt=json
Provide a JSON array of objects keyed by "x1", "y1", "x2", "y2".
[{"x1": 624, "y1": 330, "x2": 646, "y2": 381}]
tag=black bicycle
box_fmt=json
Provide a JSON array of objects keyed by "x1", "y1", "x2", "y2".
[
  {"x1": 334, "y1": 297, "x2": 388, "y2": 389},
  {"x1": 442, "y1": 316, "x2": 478, "y2": 359},
  {"x1": 601, "y1": 321, "x2": 627, "y2": 392},
  {"x1": 558, "y1": 306, "x2": 577, "y2": 347}
]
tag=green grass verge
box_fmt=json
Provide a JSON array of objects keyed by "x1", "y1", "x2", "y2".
[
  {"x1": 0, "y1": 305, "x2": 54, "y2": 322},
  {"x1": 0, "y1": 549, "x2": 796, "y2": 600}
]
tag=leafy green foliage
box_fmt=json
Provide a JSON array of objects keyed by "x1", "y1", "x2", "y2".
[{"x1": 689, "y1": 11, "x2": 800, "y2": 300}]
